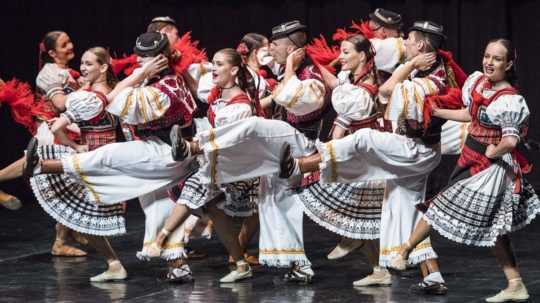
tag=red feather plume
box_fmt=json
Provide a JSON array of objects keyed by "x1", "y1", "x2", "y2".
[
  {"x1": 171, "y1": 32, "x2": 208, "y2": 75},
  {"x1": 305, "y1": 35, "x2": 340, "y2": 74}
]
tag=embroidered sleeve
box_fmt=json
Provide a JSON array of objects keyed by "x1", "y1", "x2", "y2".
[
  {"x1": 372, "y1": 37, "x2": 405, "y2": 73},
  {"x1": 214, "y1": 103, "x2": 253, "y2": 127},
  {"x1": 61, "y1": 91, "x2": 104, "y2": 123},
  {"x1": 273, "y1": 75, "x2": 326, "y2": 116},
  {"x1": 107, "y1": 86, "x2": 171, "y2": 124},
  {"x1": 332, "y1": 83, "x2": 375, "y2": 122},
  {"x1": 36, "y1": 63, "x2": 68, "y2": 99},
  {"x1": 461, "y1": 71, "x2": 484, "y2": 108},
  {"x1": 187, "y1": 62, "x2": 213, "y2": 83},
  {"x1": 486, "y1": 94, "x2": 529, "y2": 139},
  {"x1": 384, "y1": 78, "x2": 437, "y2": 122}
]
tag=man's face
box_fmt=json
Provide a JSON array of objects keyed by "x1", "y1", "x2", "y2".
[
  {"x1": 404, "y1": 31, "x2": 422, "y2": 60},
  {"x1": 269, "y1": 37, "x2": 293, "y2": 64},
  {"x1": 160, "y1": 25, "x2": 179, "y2": 46}
]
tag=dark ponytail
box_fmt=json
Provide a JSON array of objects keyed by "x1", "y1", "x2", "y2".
[{"x1": 39, "y1": 31, "x2": 65, "y2": 70}]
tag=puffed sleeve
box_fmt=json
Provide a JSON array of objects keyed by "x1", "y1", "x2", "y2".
[
  {"x1": 187, "y1": 62, "x2": 213, "y2": 83},
  {"x1": 461, "y1": 71, "x2": 484, "y2": 108},
  {"x1": 107, "y1": 85, "x2": 171, "y2": 125},
  {"x1": 214, "y1": 103, "x2": 253, "y2": 127},
  {"x1": 486, "y1": 94, "x2": 529, "y2": 140},
  {"x1": 332, "y1": 83, "x2": 375, "y2": 129},
  {"x1": 371, "y1": 37, "x2": 405, "y2": 73},
  {"x1": 36, "y1": 63, "x2": 68, "y2": 99},
  {"x1": 60, "y1": 91, "x2": 104, "y2": 123},
  {"x1": 273, "y1": 75, "x2": 326, "y2": 116},
  {"x1": 384, "y1": 76, "x2": 440, "y2": 122},
  {"x1": 197, "y1": 72, "x2": 214, "y2": 103}
]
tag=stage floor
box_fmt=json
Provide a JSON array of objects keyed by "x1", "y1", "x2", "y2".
[{"x1": 0, "y1": 200, "x2": 538, "y2": 303}]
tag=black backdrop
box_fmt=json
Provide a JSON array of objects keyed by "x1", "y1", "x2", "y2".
[{"x1": 1, "y1": 0, "x2": 540, "y2": 200}]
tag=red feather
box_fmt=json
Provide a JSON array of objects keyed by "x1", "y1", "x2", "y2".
[
  {"x1": 332, "y1": 28, "x2": 350, "y2": 42},
  {"x1": 351, "y1": 20, "x2": 375, "y2": 39},
  {"x1": 0, "y1": 79, "x2": 55, "y2": 134},
  {"x1": 171, "y1": 32, "x2": 208, "y2": 75},
  {"x1": 305, "y1": 35, "x2": 340, "y2": 74},
  {"x1": 111, "y1": 54, "x2": 140, "y2": 76}
]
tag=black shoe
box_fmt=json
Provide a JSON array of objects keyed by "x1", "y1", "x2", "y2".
[
  {"x1": 170, "y1": 124, "x2": 189, "y2": 161},
  {"x1": 283, "y1": 267, "x2": 313, "y2": 284},
  {"x1": 409, "y1": 281, "x2": 448, "y2": 295},
  {"x1": 279, "y1": 143, "x2": 295, "y2": 179},
  {"x1": 165, "y1": 265, "x2": 194, "y2": 283},
  {"x1": 22, "y1": 137, "x2": 39, "y2": 178}
]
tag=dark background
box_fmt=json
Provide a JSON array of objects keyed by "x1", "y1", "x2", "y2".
[{"x1": 1, "y1": 0, "x2": 539, "y2": 201}]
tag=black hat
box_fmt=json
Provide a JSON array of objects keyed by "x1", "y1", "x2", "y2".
[
  {"x1": 369, "y1": 8, "x2": 402, "y2": 28},
  {"x1": 271, "y1": 20, "x2": 307, "y2": 40},
  {"x1": 408, "y1": 21, "x2": 446, "y2": 40},
  {"x1": 134, "y1": 32, "x2": 169, "y2": 57},
  {"x1": 150, "y1": 16, "x2": 176, "y2": 26}
]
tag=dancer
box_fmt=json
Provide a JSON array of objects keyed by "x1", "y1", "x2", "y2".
[
  {"x1": 392, "y1": 38, "x2": 540, "y2": 303},
  {"x1": 0, "y1": 31, "x2": 87, "y2": 256}
]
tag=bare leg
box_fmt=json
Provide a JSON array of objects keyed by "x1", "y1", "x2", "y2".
[
  {"x1": 399, "y1": 218, "x2": 432, "y2": 258},
  {"x1": 0, "y1": 157, "x2": 25, "y2": 182},
  {"x1": 154, "y1": 204, "x2": 192, "y2": 248},
  {"x1": 206, "y1": 204, "x2": 244, "y2": 266},
  {"x1": 237, "y1": 214, "x2": 259, "y2": 265},
  {"x1": 492, "y1": 235, "x2": 521, "y2": 287},
  {"x1": 86, "y1": 235, "x2": 127, "y2": 282},
  {"x1": 485, "y1": 235, "x2": 529, "y2": 301},
  {"x1": 52, "y1": 224, "x2": 87, "y2": 257},
  {"x1": 362, "y1": 239, "x2": 380, "y2": 270}
]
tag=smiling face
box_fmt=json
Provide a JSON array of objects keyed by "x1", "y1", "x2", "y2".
[
  {"x1": 338, "y1": 40, "x2": 364, "y2": 72},
  {"x1": 211, "y1": 51, "x2": 238, "y2": 88},
  {"x1": 80, "y1": 51, "x2": 107, "y2": 85},
  {"x1": 49, "y1": 33, "x2": 75, "y2": 64},
  {"x1": 483, "y1": 41, "x2": 512, "y2": 83}
]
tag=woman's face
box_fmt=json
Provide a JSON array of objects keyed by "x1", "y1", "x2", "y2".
[
  {"x1": 212, "y1": 52, "x2": 237, "y2": 87},
  {"x1": 338, "y1": 40, "x2": 362, "y2": 71},
  {"x1": 50, "y1": 33, "x2": 75, "y2": 64},
  {"x1": 483, "y1": 41, "x2": 512, "y2": 83},
  {"x1": 80, "y1": 51, "x2": 106, "y2": 85}
]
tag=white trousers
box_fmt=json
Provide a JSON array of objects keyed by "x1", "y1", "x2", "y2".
[{"x1": 61, "y1": 137, "x2": 195, "y2": 205}]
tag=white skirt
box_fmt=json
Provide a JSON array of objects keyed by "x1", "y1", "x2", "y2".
[{"x1": 61, "y1": 137, "x2": 196, "y2": 205}]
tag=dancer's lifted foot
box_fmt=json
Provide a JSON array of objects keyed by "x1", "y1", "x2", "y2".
[
  {"x1": 389, "y1": 240, "x2": 412, "y2": 271},
  {"x1": 327, "y1": 238, "x2": 365, "y2": 260},
  {"x1": 22, "y1": 137, "x2": 39, "y2": 178},
  {"x1": 279, "y1": 143, "x2": 321, "y2": 179},
  {"x1": 170, "y1": 124, "x2": 199, "y2": 161}
]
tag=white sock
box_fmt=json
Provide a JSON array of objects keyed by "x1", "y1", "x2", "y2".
[{"x1": 424, "y1": 271, "x2": 445, "y2": 284}]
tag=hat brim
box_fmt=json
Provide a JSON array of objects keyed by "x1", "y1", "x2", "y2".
[
  {"x1": 369, "y1": 13, "x2": 401, "y2": 28},
  {"x1": 271, "y1": 25, "x2": 307, "y2": 41},
  {"x1": 408, "y1": 26, "x2": 447, "y2": 40}
]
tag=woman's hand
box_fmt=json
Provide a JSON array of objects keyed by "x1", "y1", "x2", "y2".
[
  {"x1": 485, "y1": 144, "x2": 497, "y2": 160},
  {"x1": 412, "y1": 52, "x2": 437, "y2": 70},
  {"x1": 140, "y1": 55, "x2": 169, "y2": 79},
  {"x1": 286, "y1": 48, "x2": 305, "y2": 72}
]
